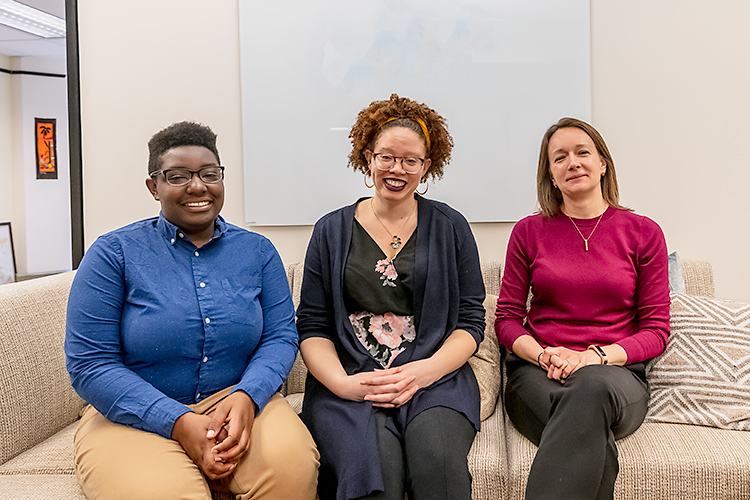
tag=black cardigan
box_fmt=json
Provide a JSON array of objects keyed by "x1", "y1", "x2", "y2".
[{"x1": 296, "y1": 195, "x2": 486, "y2": 500}]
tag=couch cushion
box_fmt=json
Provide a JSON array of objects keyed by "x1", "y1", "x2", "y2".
[
  {"x1": 0, "y1": 272, "x2": 86, "y2": 465},
  {"x1": 505, "y1": 418, "x2": 750, "y2": 500},
  {"x1": 467, "y1": 400, "x2": 510, "y2": 500},
  {"x1": 0, "y1": 422, "x2": 76, "y2": 475},
  {"x1": 0, "y1": 474, "x2": 87, "y2": 500},
  {"x1": 646, "y1": 292, "x2": 750, "y2": 430},
  {"x1": 615, "y1": 422, "x2": 750, "y2": 499}
]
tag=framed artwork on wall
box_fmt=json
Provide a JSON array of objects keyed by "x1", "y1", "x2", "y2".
[
  {"x1": 35, "y1": 118, "x2": 58, "y2": 180},
  {"x1": 0, "y1": 222, "x2": 16, "y2": 284}
]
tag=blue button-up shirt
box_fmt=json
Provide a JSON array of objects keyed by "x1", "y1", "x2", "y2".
[{"x1": 65, "y1": 214, "x2": 298, "y2": 439}]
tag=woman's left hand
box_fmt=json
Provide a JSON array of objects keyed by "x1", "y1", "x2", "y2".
[
  {"x1": 541, "y1": 346, "x2": 600, "y2": 382},
  {"x1": 206, "y1": 391, "x2": 257, "y2": 465},
  {"x1": 362, "y1": 359, "x2": 439, "y2": 408},
  {"x1": 363, "y1": 329, "x2": 477, "y2": 408}
]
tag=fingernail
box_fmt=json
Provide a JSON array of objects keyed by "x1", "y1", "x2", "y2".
[{"x1": 206, "y1": 430, "x2": 216, "y2": 438}]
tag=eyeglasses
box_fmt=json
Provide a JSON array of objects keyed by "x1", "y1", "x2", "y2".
[
  {"x1": 150, "y1": 166, "x2": 225, "y2": 186},
  {"x1": 372, "y1": 153, "x2": 425, "y2": 174}
]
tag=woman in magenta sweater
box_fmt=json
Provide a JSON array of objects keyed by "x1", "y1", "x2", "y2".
[{"x1": 495, "y1": 117, "x2": 670, "y2": 500}]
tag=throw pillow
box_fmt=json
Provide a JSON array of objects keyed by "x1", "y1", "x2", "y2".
[
  {"x1": 646, "y1": 292, "x2": 750, "y2": 431},
  {"x1": 468, "y1": 294, "x2": 503, "y2": 421},
  {"x1": 668, "y1": 251, "x2": 686, "y2": 294}
]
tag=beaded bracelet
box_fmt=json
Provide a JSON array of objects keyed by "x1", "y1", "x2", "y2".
[{"x1": 537, "y1": 349, "x2": 545, "y2": 369}]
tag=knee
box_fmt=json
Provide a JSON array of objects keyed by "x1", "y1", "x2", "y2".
[
  {"x1": 77, "y1": 463, "x2": 211, "y2": 500},
  {"x1": 264, "y1": 425, "x2": 320, "y2": 487},
  {"x1": 404, "y1": 408, "x2": 474, "y2": 475},
  {"x1": 238, "y1": 412, "x2": 319, "y2": 500},
  {"x1": 562, "y1": 367, "x2": 617, "y2": 403}
]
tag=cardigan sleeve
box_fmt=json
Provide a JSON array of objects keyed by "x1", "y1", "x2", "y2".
[
  {"x1": 614, "y1": 217, "x2": 670, "y2": 363},
  {"x1": 494, "y1": 219, "x2": 534, "y2": 351},
  {"x1": 453, "y1": 214, "x2": 487, "y2": 349},
  {"x1": 296, "y1": 219, "x2": 337, "y2": 343}
]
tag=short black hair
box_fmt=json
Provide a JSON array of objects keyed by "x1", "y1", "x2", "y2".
[{"x1": 147, "y1": 121, "x2": 220, "y2": 173}]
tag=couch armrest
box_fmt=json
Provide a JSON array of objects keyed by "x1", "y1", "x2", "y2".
[{"x1": 681, "y1": 259, "x2": 715, "y2": 297}]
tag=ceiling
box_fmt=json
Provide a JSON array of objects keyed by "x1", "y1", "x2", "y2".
[{"x1": 0, "y1": 0, "x2": 66, "y2": 57}]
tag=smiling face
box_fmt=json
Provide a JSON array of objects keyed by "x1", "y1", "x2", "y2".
[
  {"x1": 364, "y1": 126, "x2": 430, "y2": 205},
  {"x1": 548, "y1": 127, "x2": 606, "y2": 203},
  {"x1": 145, "y1": 145, "x2": 224, "y2": 246}
]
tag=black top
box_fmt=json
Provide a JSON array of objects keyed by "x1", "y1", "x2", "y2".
[{"x1": 344, "y1": 219, "x2": 415, "y2": 316}]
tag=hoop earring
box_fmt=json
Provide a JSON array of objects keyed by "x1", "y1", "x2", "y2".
[
  {"x1": 364, "y1": 174, "x2": 374, "y2": 189},
  {"x1": 417, "y1": 180, "x2": 429, "y2": 196}
]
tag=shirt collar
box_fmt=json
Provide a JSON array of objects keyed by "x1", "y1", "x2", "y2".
[{"x1": 156, "y1": 212, "x2": 226, "y2": 246}]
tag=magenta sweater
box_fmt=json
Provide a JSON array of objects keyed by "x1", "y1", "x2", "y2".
[{"x1": 495, "y1": 207, "x2": 670, "y2": 364}]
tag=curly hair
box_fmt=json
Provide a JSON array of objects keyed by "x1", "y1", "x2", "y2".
[
  {"x1": 147, "y1": 121, "x2": 220, "y2": 174},
  {"x1": 348, "y1": 94, "x2": 453, "y2": 181},
  {"x1": 537, "y1": 117, "x2": 630, "y2": 217}
]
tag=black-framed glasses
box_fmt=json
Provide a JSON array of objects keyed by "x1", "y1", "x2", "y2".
[
  {"x1": 372, "y1": 153, "x2": 425, "y2": 174},
  {"x1": 150, "y1": 166, "x2": 225, "y2": 186}
]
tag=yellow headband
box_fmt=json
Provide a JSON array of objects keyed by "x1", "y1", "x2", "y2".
[{"x1": 384, "y1": 117, "x2": 431, "y2": 150}]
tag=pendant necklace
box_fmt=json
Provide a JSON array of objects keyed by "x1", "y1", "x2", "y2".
[
  {"x1": 566, "y1": 209, "x2": 606, "y2": 252},
  {"x1": 371, "y1": 198, "x2": 417, "y2": 249}
]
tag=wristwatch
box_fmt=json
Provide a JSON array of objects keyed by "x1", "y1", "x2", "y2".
[{"x1": 587, "y1": 345, "x2": 608, "y2": 365}]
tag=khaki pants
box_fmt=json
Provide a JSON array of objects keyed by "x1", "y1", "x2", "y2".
[{"x1": 74, "y1": 391, "x2": 319, "y2": 500}]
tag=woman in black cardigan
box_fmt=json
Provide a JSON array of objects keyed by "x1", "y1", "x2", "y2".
[{"x1": 296, "y1": 94, "x2": 486, "y2": 500}]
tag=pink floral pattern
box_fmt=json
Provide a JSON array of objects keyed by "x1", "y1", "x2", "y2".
[
  {"x1": 375, "y1": 258, "x2": 398, "y2": 287},
  {"x1": 349, "y1": 311, "x2": 416, "y2": 368}
]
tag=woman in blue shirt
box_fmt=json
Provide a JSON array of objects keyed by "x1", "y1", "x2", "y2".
[
  {"x1": 296, "y1": 95, "x2": 485, "y2": 500},
  {"x1": 65, "y1": 121, "x2": 318, "y2": 500}
]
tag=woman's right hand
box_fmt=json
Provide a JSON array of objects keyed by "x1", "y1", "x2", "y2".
[
  {"x1": 335, "y1": 367, "x2": 416, "y2": 404},
  {"x1": 172, "y1": 412, "x2": 234, "y2": 480}
]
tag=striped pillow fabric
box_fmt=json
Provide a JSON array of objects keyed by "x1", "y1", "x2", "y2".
[{"x1": 645, "y1": 292, "x2": 750, "y2": 430}]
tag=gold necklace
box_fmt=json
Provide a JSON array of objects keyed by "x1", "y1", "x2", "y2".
[
  {"x1": 566, "y1": 209, "x2": 606, "y2": 252},
  {"x1": 371, "y1": 198, "x2": 417, "y2": 249}
]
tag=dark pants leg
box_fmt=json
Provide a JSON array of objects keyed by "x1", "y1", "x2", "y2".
[
  {"x1": 404, "y1": 406, "x2": 476, "y2": 500},
  {"x1": 505, "y1": 355, "x2": 649, "y2": 500},
  {"x1": 355, "y1": 406, "x2": 476, "y2": 500},
  {"x1": 354, "y1": 410, "x2": 406, "y2": 500}
]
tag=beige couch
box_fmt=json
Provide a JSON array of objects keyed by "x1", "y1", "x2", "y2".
[{"x1": 1, "y1": 259, "x2": 749, "y2": 499}]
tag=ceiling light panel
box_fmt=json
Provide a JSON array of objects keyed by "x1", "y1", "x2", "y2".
[{"x1": 0, "y1": 0, "x2": 65, "y2": 39}]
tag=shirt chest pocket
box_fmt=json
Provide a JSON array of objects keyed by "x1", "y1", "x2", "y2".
[{"x1": 221, "y1": 276, "x2": 262, "y2": 326}]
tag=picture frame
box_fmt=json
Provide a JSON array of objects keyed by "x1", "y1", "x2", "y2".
[
  {"x1": 0, "y1": 222, "x2": 17, "y2": 284},
  {"x1": 35, "y1": 118, "x2": 58, "y2": 180}
]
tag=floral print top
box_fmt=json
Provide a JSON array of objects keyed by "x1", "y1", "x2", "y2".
[{"x1": 345, "y1": 219, "x2": 416, "y2": 368}]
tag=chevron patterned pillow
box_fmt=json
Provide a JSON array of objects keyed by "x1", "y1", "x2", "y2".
[{"x1": 645, "y1": 292, "x2": 750, "y2": 430}]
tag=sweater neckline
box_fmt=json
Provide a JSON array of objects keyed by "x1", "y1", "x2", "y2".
[{"x1": 561, "y1": 206, "x2": 613, "y2": 226}]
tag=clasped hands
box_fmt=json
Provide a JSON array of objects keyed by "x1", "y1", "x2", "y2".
[
  {"x1": 338, "y1": 359, "x2": 439, "y2": 408},
  {"x1": 172, "y1": 391, "x2": 256, "y2": 480},
  {"x1": 538, "y1": 346, "x2": 601, "y2": 383}
]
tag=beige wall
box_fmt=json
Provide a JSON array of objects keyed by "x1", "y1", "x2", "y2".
[{"x1": 78, "y1": 0, "x2": 750, "y2": 301}]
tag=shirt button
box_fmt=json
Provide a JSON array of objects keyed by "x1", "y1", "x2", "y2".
[
  {"x1": 205, "y1": 318, "x2": 210, "y2": 324},
  {"x1": 199, "y1": 282, "x2": 206, "y2": 288},
  {"x1": 178, "y1": 232, "x2": 184, "y2": 238},
  {"x1": 194, "y1": 251, "x2": 199, "y2": 257},
  {"x1": 203, "y1": 356, "x2": 208, "y2": 363},
  {"x1": 196, "y1": 393, "x2": 201, "y2": 399},
  {"x1": 170, "y1": 238, "x2": 175, "y2": 244}
]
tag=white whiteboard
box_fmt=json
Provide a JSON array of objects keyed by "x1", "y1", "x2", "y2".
[{"x1": 239, "y1": 0, "x2": 590, "y2": 225}]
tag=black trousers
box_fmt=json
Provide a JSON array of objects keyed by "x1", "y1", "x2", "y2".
[
  {"x1": 355, "y1": 406, "x2": 476, "y2": 500},
  {"x1": 505, "y1": 354, "x2": 649, "y2": 500}
]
